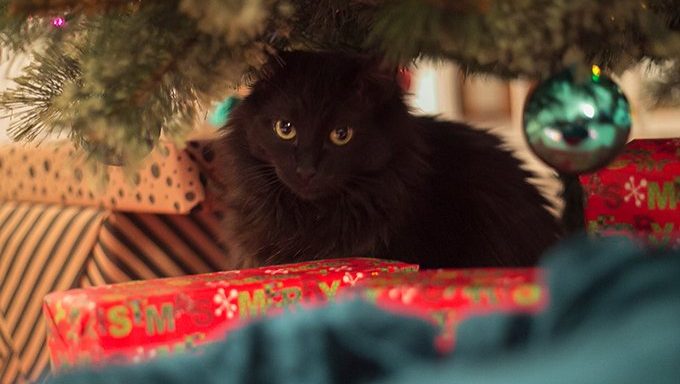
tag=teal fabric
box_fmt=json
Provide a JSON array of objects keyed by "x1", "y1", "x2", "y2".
[
  {"x1": 49, "y1": 236, "x2": 680, "y2": 384},
  {"x1": 384, "y1": 236, "x2": 680, "y2": 384}
]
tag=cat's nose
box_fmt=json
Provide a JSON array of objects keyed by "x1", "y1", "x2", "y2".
[{"x1": 295, "y1": 165, "x2": 316, "y2": 182}]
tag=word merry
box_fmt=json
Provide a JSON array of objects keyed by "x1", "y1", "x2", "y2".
[
  {"x1": 238, "y1": 280, "x2": 342, "y2": 318},
  {"x1": 105, "y1": 280, "x2": 345, "y2": 338},
  {"x1": 648, "y1": 178, "x2": 680, "y2": 210}
]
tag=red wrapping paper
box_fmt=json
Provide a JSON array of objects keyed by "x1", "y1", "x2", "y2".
[
  {"x1": 580, "y1": 138, "x2": 680, "y2": 248},
  {"x1": 348, "y1": 268, "x2": 546, "y2": 350},
  {"x1": 44, "y1": 257, "x2": 547, "y2": 373},
  {"x1": 43, "y1": 258, "x2": 417, "y2": 371}
]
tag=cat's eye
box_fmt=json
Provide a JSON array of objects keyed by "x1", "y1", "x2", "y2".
[
  {"x1": 274, "y1": 120, "x2": 296, "y2": 140},
  {"x1": 330, "y1": 127, "x2": 354, "y2": 146}
]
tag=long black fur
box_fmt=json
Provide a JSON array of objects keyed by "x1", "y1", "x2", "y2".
[{"x1": 217, "y1": 51, "x2": 561, "y2": 269}]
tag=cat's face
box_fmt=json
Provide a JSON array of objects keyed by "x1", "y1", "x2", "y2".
[{"x1": 235, "y1": 52, "x2": 406, "y2": 200}]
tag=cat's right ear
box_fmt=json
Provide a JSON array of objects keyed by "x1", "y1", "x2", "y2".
[
  {"x1": 354, "y1": 55, "x2": 402, "y2": 104},
  {"x1": 243, "y1": 52, "x2": 289, "y2": 107},
  {"x1": 357, "y1": 55, "x2": 399, "y2": 81}
]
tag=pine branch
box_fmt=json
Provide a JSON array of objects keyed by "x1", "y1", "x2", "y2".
[
  {"x1": 644, "y1": 60, "x2": 680, "y2": 107},
  {"x1": 131, "y1": 35, "x2": 198, "y2": 106},
  {"x1": 0, "y1": 0, "x2": 679, "y2": 165},
  {"x1": 6, "y1": 0, "x2": 152, "y2": 15},
  {"x1": 0, "y1": 44, "x2": 79, "y2": 142}
]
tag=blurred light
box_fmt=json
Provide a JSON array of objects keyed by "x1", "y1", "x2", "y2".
[
  {"x1": 51, "y1": 17, "x2": 66, "y2": 28},
  {"x1": 411, "y1": 66, "x2": 438, "y2": 114},
  {"x1": 580, "y1": 103, "x2": 595, "y2": 118}
]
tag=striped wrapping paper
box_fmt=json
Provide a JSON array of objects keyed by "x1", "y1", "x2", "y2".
[
  {"x1": 0, "y1": 203, "x2": 107, "y2": 383},
  {"x1": 0, "y1": 201, "x2": 231, "y2": 383}
]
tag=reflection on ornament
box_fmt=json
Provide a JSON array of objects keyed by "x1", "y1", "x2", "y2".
[
  {"x1": 580, "y1": 103, "x2": 595, "y2": 118},
  {"x1": 522, "y1": 66, "x2": 631, "y2": 174},
  {"x1": 51, "y1": 17, "x2": 66, "y2": 28}
]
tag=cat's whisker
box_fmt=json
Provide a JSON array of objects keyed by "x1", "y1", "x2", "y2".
[
  {"x1": 292, "y1": 242, "x2": 314, "y2": 262},
  {"x1": 239, "y1": 169, "x2": 273, "y2": 178},
  {"x1": 348, "y1": 174, "x2": 384, "y2": 187},
  {"x1": 237, "y1": 168, "x2": 278, "y2": 186},
  {"x1": 239, "y1": 165, "x2": 276, "y2": 178},
  {"x1": 263, "y1": 232, "x2": 297, "y2": 265}
]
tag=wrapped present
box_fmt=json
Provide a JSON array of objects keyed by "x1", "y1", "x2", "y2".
[
  {"x1": 0, "y1": 138, "x2": 231, "y2": 383},
  {"x1": 347, "y1": 268, "x2": 546, "y2": 350},
  {"x1": 0, "y1": 140, "x2": 205, "y2": 214},
  {"x1": 43, "y1": 258, "x2": 417, "y2": 371},
  {"x1": 580, "y1": 138, "x2": 680, "y2": 248}
]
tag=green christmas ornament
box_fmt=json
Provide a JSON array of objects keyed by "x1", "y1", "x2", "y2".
[
  {"x1": 522, "y1": 66, "x2": 631, "y2": 174},
  {"x1": 208, "y1": 96, "x2": 241, "y2": 128}
]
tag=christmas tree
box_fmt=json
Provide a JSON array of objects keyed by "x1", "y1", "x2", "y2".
[{"x1": 0, "y1": 0, "x2": 678, "y2": 164}]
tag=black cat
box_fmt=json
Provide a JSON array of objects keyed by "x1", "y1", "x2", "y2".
[{"x1": 217, "y1": 51, "x2": 562, "y2": 269}]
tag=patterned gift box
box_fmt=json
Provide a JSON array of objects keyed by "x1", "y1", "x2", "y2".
[
  {"x1": 580, "y1": 138, "x2": 680, "y2": 248},
  {"x1": 0, "y1": 141, "x2": 205, "y2": 214},
  {"x1": 42, "y1": 258, "x2": 417, "y2": 372},
  {"x1": 347, "y1": 268, "x2": 546, "y2": 350}
]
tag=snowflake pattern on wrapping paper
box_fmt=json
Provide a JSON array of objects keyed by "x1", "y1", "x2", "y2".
[
  {"x1": 597, "y1": 215, "x2": 616, "y2": 226},
  {"x1": 584, "y1": 174, "x2": 604, "y2": 197},
  {"x1": 264, "y1": 268, "x2": 289, "y2": 275},
  {"x1": 387, "y1": 286, "x2": 419, "y2": 304},
  {"x1": 214, "y1": 288, "x2": 238, "y2": 319},
  {"x1": 132, "y1": 347, "x2": 146, "y2": 363},
  {"x1": 131, "y1": 347, "x2": 159, "y2": 362},
  {"x1": 632, "y1": 150, "x2": 671, "y2": 171},
  {"x1": 206, "y1": 280, "x2": 233, "y2": 288},
  {"x1": 61, "y1": 293, "x2": 95, "y2": 310},
  {"x1": 624, "y1": 176, "x2": 647, "y2": 207},
  {"x1": 342, "y1": 272, "x2": 364, "y2": 286}
]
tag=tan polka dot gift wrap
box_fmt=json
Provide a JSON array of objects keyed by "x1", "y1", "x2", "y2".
[{"x1": 0, "y1": 141, "x2": 205, "y2": 214}]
